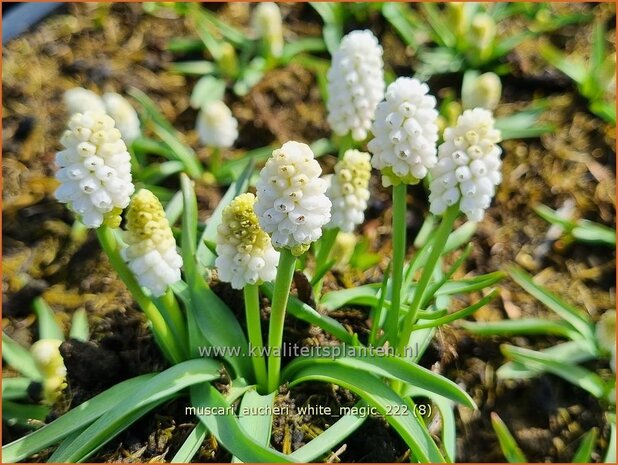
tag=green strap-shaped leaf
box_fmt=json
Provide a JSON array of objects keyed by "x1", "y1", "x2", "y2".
[
  {"x1": 282, "y1": 356, "x2": 474, "y2": 409},
  {"x1": 508, "y1": 266, "x2": 594, "y2": 339},
  {"x1": 3, "y1": 401, "x2": 50, "y2": 429},
  {"x1": 491, "y1": 412, "x2": 527, "y2": 463},
  {"x1": 180, "y1": 175, "x2": 250, "y2": 376},
  {"x1": 171, "y1": 422, "x2": 208, "y2": 463},
  {"x1": 232, "y1": 390, "x2": 275, "y2": 463},
  {"x1": 573, "y1": 427, "x2": 598, "y2": 463},
  {"x1": 2, "y1": 374, "x2": 155, "y2": 463},
  {"x1": 288, "y1": 364, "x2": 446, "y2": 462},
  {"x1": 289, "y1": 401, "x2": 366, "y2": 462},
  {"x1": 69, "y1": 309, "x2": 89, "y2": 342},
  {"x1": 2, "y1": 377, "x2": 31, "y2": 400},
  {"x1": 2, "y1": 333, "x2": 40, "y2": 380},
  {"x1": 51, "y1": 359, "x2": 222, "y2": 462},
  {"x1": 33, "y1": 297, "x2": 64, "y2": 341},
  {"x1": 461, "y1": 318, "x2": 582, "y2": 340},
  {"x1": 190, "y1": 384, "x2": 294, "y2": 463},
  {"x1": 501, "y1": 345, "x2": 608, "y2": 398}
]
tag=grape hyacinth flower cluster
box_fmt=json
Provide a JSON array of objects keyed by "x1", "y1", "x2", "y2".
[
  {"x1": 252, "y1": 2, "x2": 284, "y2": 58},
  {"x1": 121, "y1": 189, "x2": 183, "y2": 297},
  {"x1": 64, "y1": 88, "x2": 141, "y2": 143},
  {"x1": 255, "y1": 141, "x2": 331, "y2": 255},
  {"x1": 429, "y1": 108, "x2": 502, "y2": 222},
  {"x1": 216, "y1": 193, "x2": 279, "y2": 290},
  {"x1": 368, "y1": 77, "x2": 439, "y2": 186},
  {"x1": 54, "y1": 111, "x2": 135, "y2": 228},
  {"x1": 327, "y1": 30, "x2": 385, "y2": 141},
  {"x1": 196, "y1": 100, "x2": 239, "y2": 149},
  {"x1": 326, "y1": 149, "x2": 372, "y2": 232}
]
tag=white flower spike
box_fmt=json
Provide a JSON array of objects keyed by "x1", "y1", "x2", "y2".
[
  {"x1": 102, "y1": 92, "x2": 141, "y2": 143},
  {"x1": 429, "y1": 108, "x2": 502, "y2": 222},
  {"x1": 55, "y1": 111, "x2": 135, "y2": 228},
  {"x1": 63, "y1": 87, "x2": 106, "y2": 115},
  {"x1": 368, "y1": 77, "x2": 439, "y2": 187},
  {"x1": 31, "y1": 339, "x2": 67, "y2": 404},
  {"x1": 255, "y1": 141, "x2": 332, "y2": 255},
  {"x1": 216, "y1": 193, "x2": 279, "y2": 290},
  {"x1": 327, "y1": 30, "x2": 385, "y2": 141},
  {"x1": 252, "y1": 2, "x2": 284, "y2": 58},
  {"x1": 122, "y1": 189, "x2": 183, "y2": 297},
  {"x1": 196, "y1": 100, "x2": 239, "y2": 149},
  {"x1": 326, "y1": 149, "x2": 372, "y2": 233}
]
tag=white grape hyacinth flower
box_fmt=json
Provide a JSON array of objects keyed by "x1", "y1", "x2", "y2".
[
  {"x1": 122, "y1": 189, "x2": 183, "y2": 297},
  {"x1": 196, "y1": 100, "x2": 238, "y2": 149},
  {"x1": 63, "y1": 87, "x2": 106, "y2": 115},
  {"x1": 327, "y1": 30, "x2": 385, "y2": 141},
  {"x1": 55, "y1": 111, "x2": 135, "y2": 228},
  {"x1": 252, "y1": 2, "x2": 284, "y2": 58},
  {"x1": 326, "y1": 149, "x2": 372, "y2": 233},
  {"x1": 368, "y1": 77, "x2": 439, "y2": 187},
  {"x1": 255, "y1": 141, "x2": 332, "y2": 255},
  {"x1": 216, "y1": 193, "x2": 279, "y2": 289},
  {"x1": 102, "y1": 92, "x2": 141, "y2": 143},
  {"x1": 429, "y1": 108, "x2": 502, "y2": 222}
]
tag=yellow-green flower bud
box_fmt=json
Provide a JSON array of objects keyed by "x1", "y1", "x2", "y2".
[
  {"x1": 462, "y1": 72, "x2": 502, "y2": 110},
  {"x1": 252, "y1": 2, "x2": 284, "y2": 59},
  {"x1": 216, "y1": 193, "x2": 279, "y2": 289},
  {"x1": 122, "y1": 189, "x2": 183, "y2": 296},
  {"x1": 31, "y1": 339, "x2": 67, "y2": 404},
  {"x1": 470, "y1": 13, "x2": 496, "y2": 62}
]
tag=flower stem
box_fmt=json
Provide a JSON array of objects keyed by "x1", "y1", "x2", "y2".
[
  {"x1": 384, "y1": 183, "x2": 407, "y2": 349},
  {"x1": 210, "y1": 148, "x2": 221, "y2": 177},
  {"x1": 96, "y1": 226, "x2": 185, "y2": 364},
  {"x1": 267, "y1": 248, "x2": 297, "y2": 393},
  {"x1": 312, "y1": 227, "x2": 339, "y2": 299},
  {"x1": 397, "y1": 204, "x2": 459, "y2": 355},
  {"x1": 244, "y1": 284, "x2": 268, "y2": 393},
  {"x1": 338, "y1": 133, "x2": 354, "y2": 159}
]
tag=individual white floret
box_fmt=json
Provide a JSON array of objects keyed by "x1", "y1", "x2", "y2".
[
  {"x1": 216, "y1": 193, "x2": 279, "y2": 290},
  {"x1": 252, "y1": 2, "x2": 284, "y2": 58},
  {"x1": 429, "y1": 108, "x2": 502, "y2": 222},
  {"x1": 327, "y1": 30, "x2": 385, "y2": 141},
  {"x1": 254, "y1": 141, "x2": 332, "y2": 255},
  {"x1": 103, "y1": 92, "x2": 141, "y2": 143},
  {"x1": 196, "y1": 100, "x2": 238, "y2": 149},
  {"x1": 121, "y1": 189, "x2": 183, "y2": 297},
  {"x1": 326, "y1": 149, "x2": 372, "y2": 233},
  {"x1": 54, "y1": 111, "x2": 135, "y2": 228},
  {"x1": 368, "y1": 77, "x2": 439, "y2": 187},
  {"x1": 63, "y1": 87, "x2": 106, "y2": 115}
]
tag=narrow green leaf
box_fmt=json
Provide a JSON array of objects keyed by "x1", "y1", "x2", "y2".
[
  {"x1": 501, "y1": 344, "x2": 607, "y2": 398},
  {"x1": 604, "y1": 418, "x2": 616, "y2": 463},
  {"x1": 138, "y1": 160, "x2": 185, "y2": 185},
  {"x1": 51, "y1": 359, "x2": 222, "y2": 462},
  {"x1": 508, "y1": 266, "x2": 593, "y2": 338},
  {"x1": 169, "y1": 60, "x2": 216, "y2": 75},
  {"x1": 281, "y1": 38, "x2": 326, "y2": 64},
  {"x1": 2, "y1": 333, "x2": 40, "y2": 380},
  {"x1": 2, "y1": 378, "x2": 31, "y2": 400},
  {"x1": 420, "y1": 3, "x2": 456, "y2": 47},
  {"x1": 282, "y1": 356, "x2": 475, "y2": 409},
  {"x1": 2, "y1": 374, "x2": 155, "y2": 463},
  {"x1": 171, "y1": 422, "x2": 208, "y2": 463},
  {"x1": 69, "y1": 309, "x2": 89, "y2": 342},
  {"x1": 491, "y1": 412, "x2": 528, "y2": 463},
  {"x1": 461, "y1": 317, "x2": 582, "y2": 339},
  {"x1": 289, "y1": 401, "x2": 366, "y2": 462},
  {"x1": 190, "y1": 384, "x2": 294, "y2": 462},
  {"x1": 573, "y1": 427, "x2": 598, "y2": 462},
  {"x1": 415, "y1": 289, "x2": 500, "y2": 330},
  {"x1": 33, "y1": 297, "x2": 64, "y2": 341},
  {"x1": 3, "y1": 401, "x2": 49, "y2": 429},
  {"x1": 232, "y1": 391, "x2": 275, "y2": 462},
  {"x1": 289, "y1": 363, "x2": 446, "y2": 462},
  {"x1": 572, "y1": 220, "x2": 616, "y2": 246}
]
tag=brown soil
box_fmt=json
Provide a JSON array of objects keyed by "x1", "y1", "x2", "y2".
[{"x1": 2, "y1": 2, "x2": 615, "y2": 463}]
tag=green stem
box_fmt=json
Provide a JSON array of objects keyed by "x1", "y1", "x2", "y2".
[
  {"x1": 397, "y1": 204, "x2": 459, "y2": 356},
  {"x1": 338, "y1": 133, "x2": 354, "y2": 159},
  {"x1": 267, "y1": 248, "x2": 297, "y2": 393},
  {"x1": 244, "y1": 284, "x2": 268, "y2": 393},
  {"x1": 312, "y1": 227, "x2": 339, "y2": 299},
  {"x1": 384, "y1": 183, "x2": 407, "y2": 349},
  {"x1": 158, "y1": 288, "x2": 189, "y2": 358},
  {"x1": 210, "y1": 147, "x2": 221, "y2": 177},
  {"x1": 96, "y1": 226, "x2": 185, "y2": 364}
]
